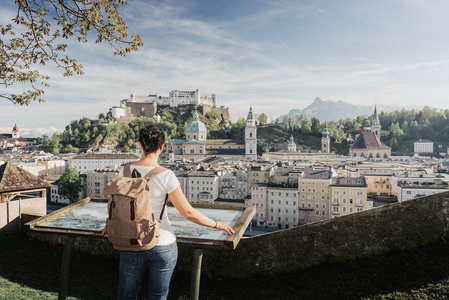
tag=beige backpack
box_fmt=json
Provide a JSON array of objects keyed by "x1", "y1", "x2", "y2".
[{"x1": 102, "y1": 165, "x2": 168, "y2": 251}]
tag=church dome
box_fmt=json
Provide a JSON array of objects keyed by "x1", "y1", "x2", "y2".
[
  {"x1": 186, "y1": 111, "x2": 207, "y2": 132},
  {"x1": 288, "y1": 135, "x2": 296, "y2": 147}
]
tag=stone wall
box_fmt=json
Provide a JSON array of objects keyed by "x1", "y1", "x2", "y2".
[
  {"x1": 26, "y1": 192, "x2": 449, "y2": 279},
  {"x1": 176, "y1": 191, "x2": 449, "y2": 278},
  {"x1": 1, "y1": 197, "x2": 46, "y2": 233},
  {"x1": 125, "y1": 102, "x2": 157, "y2": 118},
  {"x1": 200, "y1": 105, "x2": 230, "y2": 121}
]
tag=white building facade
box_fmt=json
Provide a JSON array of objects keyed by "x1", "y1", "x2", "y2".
[
  {"x1": 414, "y1": 139, "x2": 434, "y2": 154},
  {"x1": 70, "y1": 154, "x2": 138, "y2": 173},
  {"x1": 267, "y1": 187, "x2": 299, "y2": 229}
]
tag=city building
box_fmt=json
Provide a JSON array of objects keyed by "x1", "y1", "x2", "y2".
[
  {"x1": 219, "y1": 170, "x2": 247, "y2": 200},
  {"x1": 188, "y1": 170, "x2": 219, "y2": 203},
  {"x1": 169, "y1": 107, "x2": 254, "y2": 161},
  {"x1": 86, "y1": 168, "x2": 119, "y2": 198},
  {"x1": 70, "y1": 154, "x2": 139, "y2": 173},
  {"x1": 329, "y1": 177, "x2": 368, "y2": 218},
  {"x1": 267, "y1": 187, "x2": 299, "y2": 229},
  {"x1": 390, "y1": 171, "x2": 449, "y2": 202},
  {"x1": 298, "y1": 168, "x2": 335, "y2": 224},
  {"x1": 49, "y1": 181, "x2": 71, "y2": 205},
  {"x1": 247, "y1": 164, "x2": 272, "y2": 194},
  {"x1": 38, "y1": 159, "x2": 69, "y2": 176},
  {"x1": 349, "y1": 105, "x2": 391, "y2": 158},
  {"x1": 246, "y1": 183, "x2": 268, "y2": 227},
  {"x1": 414, "y1": 139, "x2": 434, "y2": 154},
  {"x1": 15, "y1": 161, "x2": 47, "y2": 177},
  {"x1": 360, "y1": 169, "x2": 395, "y2": 200},
  {"x1": 0, "y1": 124, "x2": 34, "y2": 150}
]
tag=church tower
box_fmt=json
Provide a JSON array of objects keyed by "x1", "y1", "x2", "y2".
[
  {"x1": 287, "y1": 135, "x2": 297, "y2": 152},
  {"x1": 12, "y1": 124, "x2": 19, "y2": 139},
  {"x1": 371, "y1": 104, "x2": 381, "y2": 138},
  {"x1": 245, "y1": 106, "x2": 257, "y2": 159},
  {"x1": 321, "y1": 122, "x2": 330, "y2": 153}
]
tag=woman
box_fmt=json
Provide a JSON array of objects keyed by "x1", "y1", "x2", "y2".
[{"x1": 110, "y1": 124, "x2": 234, "y2": 300}]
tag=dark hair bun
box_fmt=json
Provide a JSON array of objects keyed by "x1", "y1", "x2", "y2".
[{"x1": 138, "y1": 125, "x2": 165, "y2": 154}]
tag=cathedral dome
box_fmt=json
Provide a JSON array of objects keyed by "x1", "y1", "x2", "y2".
[{"x1": 186, "y1": 111, "x2": 207, "y2": 132}]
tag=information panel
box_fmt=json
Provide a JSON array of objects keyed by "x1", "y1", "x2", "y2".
[{"x1": 28, "y1": 198, "x2": 254, "y2": 249}]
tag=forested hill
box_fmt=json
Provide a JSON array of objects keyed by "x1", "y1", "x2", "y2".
[
  {"x1": 35, "y1": 105, "x2": 240, "y2": 154},
  {"x1": 33, "y1": 106, "x2": 449, "y2": 155}
]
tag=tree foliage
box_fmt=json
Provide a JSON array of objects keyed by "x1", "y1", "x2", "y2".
[
  {"x1": 58, "y1": 167, "x2": 82, "y2": 203},
  {"x1": 1, "y1": 0, "x2": 142, "y2": 105},
  {"x1": 258, "y1": 113, "x2": 268, "y2": 125}
]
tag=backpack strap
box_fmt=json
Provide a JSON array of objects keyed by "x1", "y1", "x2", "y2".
[
  {"x1": 123, "y1": 163, "x2": 133, "y2": 178},
  {"x1": 143, "y1": 166, "x2": 169, "y2": 222},
  {"x1": 159, "y1": 194, "x2": 169, "y2": 222},
  {"x1": 144, "y1": 166, "x2": 168, "y2": 181}
]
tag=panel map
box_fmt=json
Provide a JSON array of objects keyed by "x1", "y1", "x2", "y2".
[{"x1": 40, "y1": 202, "x2": 243, "y2": 241}]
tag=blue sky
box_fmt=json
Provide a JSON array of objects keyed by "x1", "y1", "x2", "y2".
[{"x1": 2, "y1": 0, "x2": 449, "y2": 137}]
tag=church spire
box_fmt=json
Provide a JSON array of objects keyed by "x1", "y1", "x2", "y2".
[
  {"x1": 322, "y1": 121, "x2": 329, "y2": 139},
  {"x1": 247, "y1": 105, "x2": 253, "y2": 120},
  {"x1": 373, "y1": 104, "x2": 379, "y2": 123}
]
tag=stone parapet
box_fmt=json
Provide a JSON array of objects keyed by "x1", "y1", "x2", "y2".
[{"x1": 27, "y1": 191, "x2": 449, "y2": 279}]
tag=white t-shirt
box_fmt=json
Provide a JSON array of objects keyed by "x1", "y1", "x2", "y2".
[{"x1": 118, "y1": 165, "x2": 180, "y2": 246}]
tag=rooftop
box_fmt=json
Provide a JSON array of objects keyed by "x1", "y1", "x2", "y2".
[
  {"x1": 71, "y1": 154, "x2": 139, "y2": 160},
  {"x1": 301, "y1": 168, "x2": 332, "y2": 179},
  {"x1": 331, "y1": 177, "x2": 367, "y2": 187},
  {"x1": 350, "y1": 132, "x2": 390, "y2": 149},
  {"x1": 206, "y1": 139, "x2": 245, "y2": 145},
  {"x1": 0, "y1": 162, "x2": 50, "y2": 193}
]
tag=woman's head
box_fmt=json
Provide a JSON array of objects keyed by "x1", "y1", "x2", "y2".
[{"x1": 138, "y1": 125, "x2": 165, "y2": 154}]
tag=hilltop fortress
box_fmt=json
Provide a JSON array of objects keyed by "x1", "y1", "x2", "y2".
[{"x1": 109, "y1": 89, "x2": 229, "y2": 121}]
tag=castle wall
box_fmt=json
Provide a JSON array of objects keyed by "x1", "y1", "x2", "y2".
[
  {"x1": 125, "y1": 102, "x2": 157, "y2": 118},
  {"x1": 200, "y1": 106, "x2": 230, "y2": 121},
  {"x1": 26, "y1": 191, "x2": 449, "y2": 279}
]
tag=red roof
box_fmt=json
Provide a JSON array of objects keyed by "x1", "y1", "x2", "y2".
[{"x1": 12, "y1": 124, "x2": 19, "y2": 132}]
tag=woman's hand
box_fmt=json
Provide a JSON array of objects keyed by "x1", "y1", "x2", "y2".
[
  {"x1": 216, "y1": 222, "x2": 235, "y2": 235},
  {"x1": 101, "y1": 226, "x2": 107, "y2": 236}
]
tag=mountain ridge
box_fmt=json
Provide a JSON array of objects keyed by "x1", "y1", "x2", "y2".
[{"x1": 278, "y1": 97, "x2": 425, "y2": 122}]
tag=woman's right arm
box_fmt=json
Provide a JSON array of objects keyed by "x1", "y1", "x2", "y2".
[{"x1": 168, "y1": 186, "x2": 235, "y2": 235}]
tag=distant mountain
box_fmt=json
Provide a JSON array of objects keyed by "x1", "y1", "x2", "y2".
[{"x1": 278, "y1": 97, "x2": 420, "y2": 122}]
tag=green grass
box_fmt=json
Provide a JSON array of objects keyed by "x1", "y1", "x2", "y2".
[{"x1": 1, "y1": 234, "x2": 449, "y2": 299}]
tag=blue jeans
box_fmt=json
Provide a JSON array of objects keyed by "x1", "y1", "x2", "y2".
[{"x1": 118, "y1": 242, "x2": 178, "y2": 300}]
